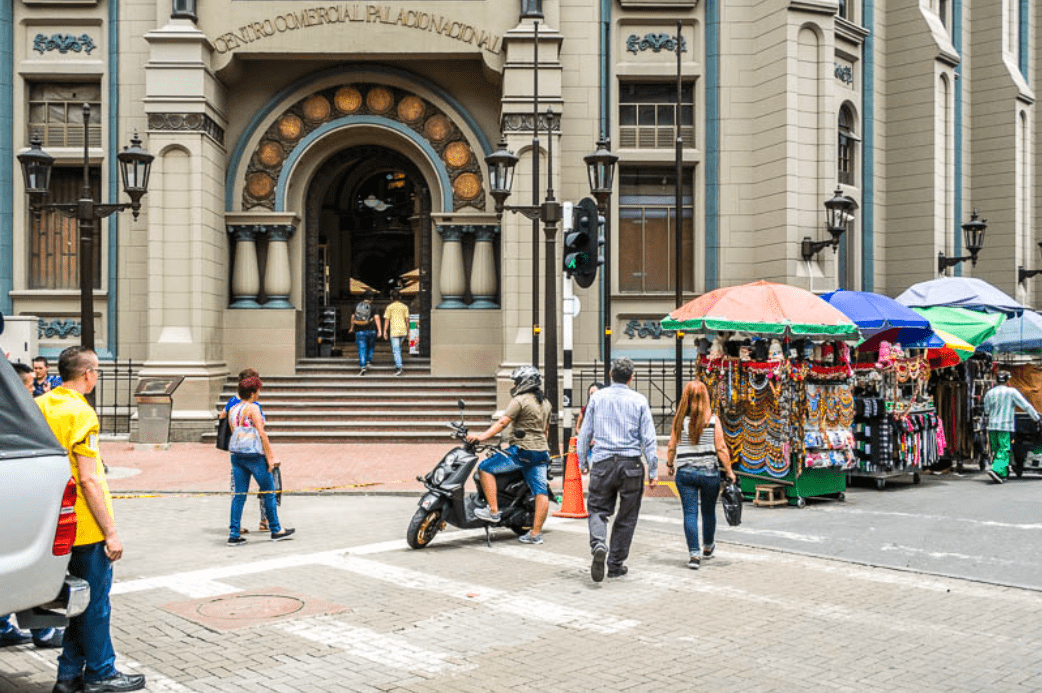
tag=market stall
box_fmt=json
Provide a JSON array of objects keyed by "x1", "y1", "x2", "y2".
[
  {"x1": 822, "y1": 290, "x2": 939, "y2": 489},
  {"x1": 662, "y1": 281, "x2": 861, "y2": 507}
]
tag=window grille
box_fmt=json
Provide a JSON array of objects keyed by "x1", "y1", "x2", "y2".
[
  {"x1": 27, "y1": 83, "x2": 102, "y2": 148},
  {"x1": 619, "y1": 83, "x2": 695, "y2": 149}
]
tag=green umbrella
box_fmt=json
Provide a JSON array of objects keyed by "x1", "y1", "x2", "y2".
[{"x1": 910, "y1": 305, "x2": 1006, "y2": 348}]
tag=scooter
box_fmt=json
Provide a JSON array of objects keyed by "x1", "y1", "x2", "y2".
[{"x1": 406, "y1": 399, "x2": 554, "y2": 549}]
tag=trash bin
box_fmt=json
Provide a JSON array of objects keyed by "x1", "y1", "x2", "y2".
[{"x1": 133, "y1": 376, "x2": 184, "y2": 444}]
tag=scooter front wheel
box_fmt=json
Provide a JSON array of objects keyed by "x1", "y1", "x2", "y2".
[{"x1": 407, "y1": 507, "x2": 443, "y2": 549}]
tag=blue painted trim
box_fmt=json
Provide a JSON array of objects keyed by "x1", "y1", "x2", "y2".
[
  {"x1": 274, "y1": 116, "x2": 453, "y2": 212},
  {"x1": 953, "y1": 0, "x2": 964, "y2": 274},
  {"x1": 107, "y1": 0, "x2": 119, "y2": 354},
  {"x1": 436, "y1": 298, "x2": 468, "y2": 309},
  {"x1": 704, "y1": 0, "x2": 719, "y2": 290},
  {"x1": 0, "y1": 1, "x2": 13, "y2": 315},
  {"x1": 861, "y1": 0, "x2": 875, "y2": 291},
  {"x1": 40, "y1": 347, "x2": 114, "y2": 360},
  {"x1": 1019, "y1": 0, "x2": 1029, "y2": 79},
  {"x1": 226, "y1": 64, "x2": 493, "y2": 212},
  {"x1": 469, "y1": 299, "x2": 499, "y2": 309},
  {"x1": 264, "y1": 298, "x2": 294, "y2": 309},
  {"x1": 229, "y1": 299, "x2": 263, "y2": 309}
]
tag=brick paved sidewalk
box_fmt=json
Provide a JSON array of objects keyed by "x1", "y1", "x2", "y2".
[{"x1": 101, "y1": 441, "x2": 674, "y2": 496}]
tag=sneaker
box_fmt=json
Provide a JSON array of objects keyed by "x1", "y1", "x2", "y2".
[
  {"x1": 591, "y1": 546, "x2": 607, "y2": 583},
  {"x1": 83, "y1": 671, "x2": 146, "y2": 693},
  {"x1": 688, "y1": 556, "x2": 701, "y2": 570},
  {"x1": 0, "y1": 628, "x2": 31, "y2": 647},
  {"x1": 359, "y1": 367, "x2": 367, "y2": 376},
  {"x1": 395, "y1": 368, "x2": 404, "y2": 376},
  {"x1": 607, "y1": 565, "x2": 628, "y2": 578},
  {"x1": 473, "y1": 505, "x2": 501, "y2": 522},
  {"x1": 227, "y1": 536, "x2": 247, "y2": 547},
  {"x1": 703, "y1": 543, "x2": 715, "y2": 559},
  {"x1": 32, "y1": 628, "x2": 63, "y2": 648},
  {"x1": 271, "y1": 528, "x2": 296, "y2": 541},
  {"x1": 986, "y1": 469, "x2": 1004, "y2": 484},
  {"x1": 518, "y1": 531, "x2": 543, "y2": 545}
]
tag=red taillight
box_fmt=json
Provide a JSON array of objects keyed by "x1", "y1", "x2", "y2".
[{"x1": 52, "y1": 478, "x2": 77, "y2": 556}]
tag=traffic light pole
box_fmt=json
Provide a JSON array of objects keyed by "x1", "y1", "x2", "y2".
[{"x1": 562, "y1": 202, "x2": 575, "y2": 449}]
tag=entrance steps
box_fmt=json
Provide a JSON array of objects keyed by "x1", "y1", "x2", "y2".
[{"x1": 207, "y1": 354, "x2": 498, "y2": 443}]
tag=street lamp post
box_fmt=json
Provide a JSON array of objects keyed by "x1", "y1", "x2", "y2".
[
  {"x1": 938, "y1": 209, "x2": 988, "y2": 275},
  {"x1": 583, "y1": 136, "x2": 618, "y2": 382},
  {"x1": 487, "y1": 125, "x2": 617, "y2": 455},
  {"x1": 18, "y1": 104, "x2": 153, "y2": 358},
  {"x1": 801, "y1": 187, "x2": 859, "y2": 262}
]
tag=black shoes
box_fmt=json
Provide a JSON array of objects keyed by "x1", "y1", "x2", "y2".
[
  {"x1": 591, "y1": 546, "x2": 607, "y2": 583},
  {"x1": 52, "y1": 678, "x2": 82, "y2": 693},
  {"x1": 33, "y1": 628, "x2": 64, "y2": 648},
  {"x1": 607, "y1": 566, "x2": 628, "y2": 579},
  {"x1": 227, "y1": 536, "x2": 247, "y2": 547},
  {"x1": 0, "y1": 628, "x2": 31, "y2": 647},
  {"x1": 271, "y1": 528, "x2": 296, "y2": 541},
  {"x1": 688, "y1": 556, "x2": 701, "y2": 570},
  {"x1": 84, "y1": 672, "x2": 146, "y2": 693},
  {"x1": 703, "y1": 543, "x2": 716, "y2": 559}
]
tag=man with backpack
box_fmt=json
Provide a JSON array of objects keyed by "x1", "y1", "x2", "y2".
[{"x1": 349, "y1": 290, "x2": 382, "y2": 375}]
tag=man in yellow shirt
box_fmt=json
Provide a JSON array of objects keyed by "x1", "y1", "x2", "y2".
[
  {"x1": 383, "y1": 289, "x2": 411, "y2": 376},
  {"x1": 36, "y1": 347, "x2": 145, "y2": 693}
]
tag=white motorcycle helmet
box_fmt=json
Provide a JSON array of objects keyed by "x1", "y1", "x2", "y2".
[{"x1": 510, "y1": 365, "x2": 542, "y2": 397}]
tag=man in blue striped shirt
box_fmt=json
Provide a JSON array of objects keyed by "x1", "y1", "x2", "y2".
[
  {"x1": 984, "y1": 371, "x2": 1040, "y2": 483},
  {"x1": 577, "y1": 357, "x2": 658, "y2": 582}
]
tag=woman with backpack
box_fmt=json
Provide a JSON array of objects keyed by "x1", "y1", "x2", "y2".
[
  {"x1": 667, "y1": 380, "x2": 735, "y2": 569},
  {"x1": 226, "y1": 376, "x2": 295, "y2": 546}
]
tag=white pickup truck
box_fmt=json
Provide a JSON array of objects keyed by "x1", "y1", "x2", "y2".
[{"x1": 0, "y1": 349, "x2": 89, "y2": 628}]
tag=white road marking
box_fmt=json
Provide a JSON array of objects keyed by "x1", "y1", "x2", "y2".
[
  {"x1": 22, "y1": 650, "x2": 194, "y2": 693},
  {"x1": 276, "y1": 615, "x2": 475, "y2": 674},
  {"x1": 313, "y1": 553, "x2": 639, "y2": 634},
  {"x1": 818, "y1": 506, "x2": 1042, "y2": 531},
  {"x1": 558, "y1": 512, "x2": 827, "y2": 543}
]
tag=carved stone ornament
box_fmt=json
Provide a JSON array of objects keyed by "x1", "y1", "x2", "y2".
[
  {"x1": 243, "y1": 83, "x2": 485, "y2": 213},
  {"x1": 33, "y1": 33, "x2": 96, "y2": 55},
  {"x1": 834, "y1": 63, "x2": 854, "y2": 85},
  {"x1": 624, "y1": 319, "x2": 676, "y2": 340},
  {"x1": 500, "y1": 112, "x2": 561, "y2": 134},
  {"x1": 147, "y1": 112, "x2": 226, "y2": 145},
  {"x1": 626, "y1": 33, "x2": 687, "y2": 55},
  {"x1": 38, "y1": 318, "x2": 82, "y2": 340}
]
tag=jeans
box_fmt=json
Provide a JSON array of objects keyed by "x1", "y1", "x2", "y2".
[
  {"x1": 674, "y1": 466, "x2": 720, "y2": 555},
  {"x1": 478, "y1": 445, "x2": 550, "y2": 496},
  {"x1": 390, "y1": 336, "x2": 404, "y2": 370},
  {"x1": 0, "y1": 614, "x2": 55, "y2": 640},
  {"x1": 990, "y1": 430, "x2": 1012, "y2": 478},
  {"x1": 58, "y1": 542, "x2": 117, "y2": 684},
  {"x1": 587, "y1": 456, "x2": 645, "y2": 571},
  {"x1": 230, "y1": 453, "x2": 282, "y2": 538},
  {"x1": 355, "y1": 329, "x2": 377, "y2": 367}
]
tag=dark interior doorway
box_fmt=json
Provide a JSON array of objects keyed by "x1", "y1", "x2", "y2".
[{"x1": 305, "y1": 145, "x2": 432, "y2": 358}]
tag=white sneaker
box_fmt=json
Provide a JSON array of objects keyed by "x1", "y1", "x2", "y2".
[{"x1": 473, "y1": 505, "x2": 501, "y2": 522}]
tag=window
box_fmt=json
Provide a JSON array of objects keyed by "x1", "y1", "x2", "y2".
[
  {"x1": 27, "y1": 83, "x2": 101, "y2": 148},
  {"x1": 618, "y1": 167, "x2": 694, "y2": 293},
  {"x1": 619, "y1": 83, "x2": 694, "y2": 149},
  {"x1": 838, "y1": 0, "x2": 852, "y2": 21},
  {"x1": 838, "y1": 104, "x2": 858, "y2": 186},
  {"x1": 30, "y1": 167, "x2": 102, "y2": 290},
  {"x1": 938, "y1": 0, "x2": 949, "y2": 28}
]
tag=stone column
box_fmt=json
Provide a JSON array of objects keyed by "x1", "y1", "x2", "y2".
[
  {"x1": 469, "y1": 225, "x2": 500, "y2": 308},
  {"x1": 437, "y1": 225, "x2": 467, "y2": 308},
  {"x1": 228, "y1": 225, "x2": 261, "y2": 308},
  {"x1": 263, "y1": 224, "x2": 295, "y2": 308}
]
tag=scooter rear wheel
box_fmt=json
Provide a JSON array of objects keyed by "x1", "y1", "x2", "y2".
[{"x1": 407, "y1": 508, "x2": 442, "y2": 549}]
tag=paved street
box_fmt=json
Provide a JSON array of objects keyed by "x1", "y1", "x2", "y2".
[{"x1": 4, "y1": 454, "x2": 1042, "y2": 692}]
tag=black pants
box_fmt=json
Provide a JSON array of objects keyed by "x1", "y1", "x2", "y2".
[{"x1": 587, "y1": 455, "x2": 645, "y2": 571}]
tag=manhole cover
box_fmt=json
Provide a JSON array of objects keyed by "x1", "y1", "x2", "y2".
[
  {"x1": 164, "y1": 587, "x2": 348, "y2": 632},
  {"x1": 197, "y1": 594, "x2": 305, "y2": 621}
]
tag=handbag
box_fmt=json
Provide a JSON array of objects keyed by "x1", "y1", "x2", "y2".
[
  {"x1": 215, "y1": 416, "x2": 231, "y2": 451},
  {"x1": 720, "y1": 480, "x2": 744, "y2": 527},
  {"x1": 228, "y1": 403, "x2": 264, "y2": 455},
  {"x1": 272, "y1": 466, "x2": 283, "y2": 506}
]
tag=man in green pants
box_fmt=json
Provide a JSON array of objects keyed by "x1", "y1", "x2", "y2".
[{"x1": 984, "y1": 371, "x2": 1040, "y2": 483}]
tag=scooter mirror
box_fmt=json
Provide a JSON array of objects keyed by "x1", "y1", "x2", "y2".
[{"x1": 458, "y1": 398, "x2": 465, "y2": 411}]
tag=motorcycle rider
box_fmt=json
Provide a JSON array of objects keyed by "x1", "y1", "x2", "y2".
[{"x1": 467, "y1": 365, "x2": 552, "y2": 544}]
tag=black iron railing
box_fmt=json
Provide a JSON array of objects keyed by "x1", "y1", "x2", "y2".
[
  {"x1": 573, "y1": 359, "x2": 700, "y2": 435},
  {"x1": 95, "y1": 360, "x2": 136, "y2": 435}
]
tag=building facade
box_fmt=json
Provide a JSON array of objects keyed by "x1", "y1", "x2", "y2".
[{"x1": 1, "y1": 0, "x2": 1037, "y2": 438}]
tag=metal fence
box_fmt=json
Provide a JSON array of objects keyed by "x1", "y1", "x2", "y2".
[
  {"x1": 572, "y1": 359, "x2": 701, "y2": 435},
  {"x1": 95, "y1": 360, "x2": 137, "y2": 436}
]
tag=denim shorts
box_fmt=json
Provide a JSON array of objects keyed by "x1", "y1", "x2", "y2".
[{"x1": 478, "y1": 445, "x2": 550, "y2": 497}]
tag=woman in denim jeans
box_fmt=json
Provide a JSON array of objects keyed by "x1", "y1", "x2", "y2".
[{"x1": 667, "y1": 380, "x2": 735, "y2": 569}]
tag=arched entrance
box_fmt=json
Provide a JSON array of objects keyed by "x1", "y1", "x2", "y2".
[{"x1": 304, "y1": 145, "x2": 433, "y2": 358}]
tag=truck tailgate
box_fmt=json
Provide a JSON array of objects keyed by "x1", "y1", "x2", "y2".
[{"x1": 0, "y1": 453, "x2": 73, "y2": 615}]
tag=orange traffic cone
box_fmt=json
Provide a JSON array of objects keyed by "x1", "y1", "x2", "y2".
[{"x1": 553, "y1": 436, "x2": 588, "y2": 518}]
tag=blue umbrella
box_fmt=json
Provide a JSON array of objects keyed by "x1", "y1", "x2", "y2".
[
  {"x1": 979, "y1": 310, "x2": 1042, "y2": 353},
  {"x1": 895, "y1": 277, "x2": 1024, "y2": 316},
  {"x1": 820, "y1": 289, "x2": 934, "y2": 348}
]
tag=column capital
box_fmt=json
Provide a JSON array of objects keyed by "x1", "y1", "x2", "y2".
[
  {"x1": 471, "y1": 225, "x2": 500, "y2": 243},
  {"x1": 264, "y1": 224, "x2": 296, "y2": 242},
  {"x1": 227, "y1": 225, "x2": 260, "y2": 243},
  {"x1": 438, "y1": 225, "x2": 466, "y2": 243}
]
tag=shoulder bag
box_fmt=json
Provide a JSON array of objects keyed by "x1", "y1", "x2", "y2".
[
  {"x1": 228, "y1": 402, "x2": 264, "y2": 455},
  {"x1": 215, "y1": 415, "x2": 231, "y2": 451}
]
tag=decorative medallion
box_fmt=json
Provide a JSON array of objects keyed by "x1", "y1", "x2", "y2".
[
  {"x1": 246, "y1": 172, "x2": 275, "y2": 199},
  {"x1": 366, "y1": 87, "x2": 394, "y2": 113},
  {"x1": 626, "y1": 33, "x2": 687, "y2": 55},
  {"x1": 302, "y1": 96, "x2": 331, "y2": 123},
  {"x1": 424, "y1": 114, "x2": 452, "y2": 142},
  {"x1": 277, "y1": 114, "x2": 304, "y2": 141},
  {"x1": 443, "y1": 141, "x2": 471, "y2": 168},
  {"x1": 397, "y1": 96, "x2": 425, "y2": 123},
  {"x1": 453, "y1": 172, "x2": 481, "y2": 200},
  {"x1": 257, "y1": 141, "x2": 284, "y2": 167},
  {"x1": 33, "y1": 33, "x2": 95, "y2": 55},
  {"x1": 334, "y1": 86, "x2": 362, "y2": 113}
]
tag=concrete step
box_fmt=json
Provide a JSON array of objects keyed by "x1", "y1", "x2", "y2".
[
  {"x1": 257, "y1": 409, "x2": 495, "y2": 422},
  {"x1": 203, "y1": 430, "x2": 459, "y2": 444}
]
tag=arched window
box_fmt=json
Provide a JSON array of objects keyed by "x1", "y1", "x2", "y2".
[{"x1": 838, "y1": 104, "x2": 858, "y2": 186}]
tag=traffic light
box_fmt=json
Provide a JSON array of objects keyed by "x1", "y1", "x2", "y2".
[{"x1": 565, "y1": 197, "x2": 602, "y2": 289}]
